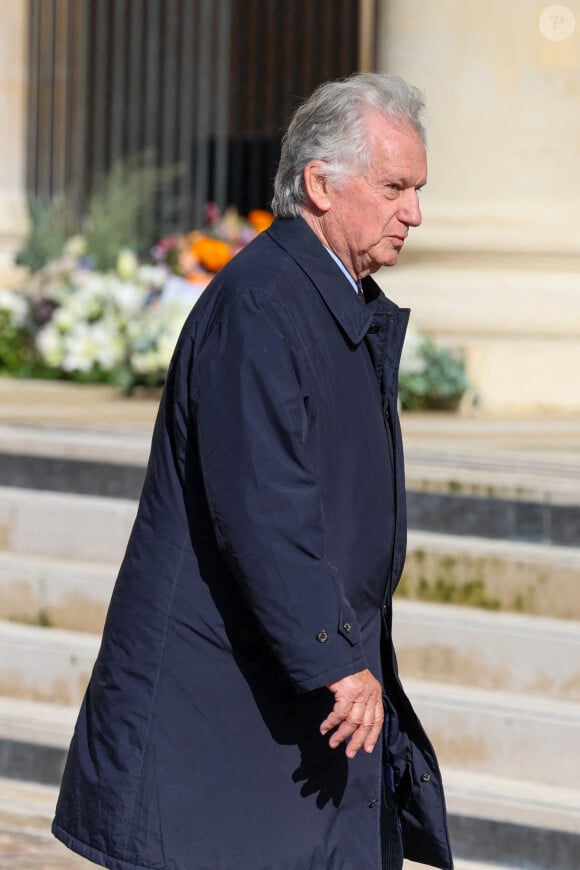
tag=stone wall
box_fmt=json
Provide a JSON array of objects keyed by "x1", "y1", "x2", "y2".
[
  {"x1": 376, "y1": 0, "x2": 580, "y2": 413},
  {"x1": 0, "y1": 0, "x2": 28, "y2": 286}
]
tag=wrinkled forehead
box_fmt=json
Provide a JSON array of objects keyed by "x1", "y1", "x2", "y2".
[{"x1": 361, "y1": 113, "x2": 427, "y2": 180}]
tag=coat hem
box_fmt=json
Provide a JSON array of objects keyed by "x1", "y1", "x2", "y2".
[{"x1": 52, "y1": 821, "x2": 155, "y2": 870}]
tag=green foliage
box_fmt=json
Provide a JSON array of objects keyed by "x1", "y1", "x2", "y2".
[
  {"x1": 397, "y1": 564, "x2": 502, "y2": 610},
  {"x1": 0, "y1": 297, "x2": 48, "y2": 377},
  {"x1": 399, "y1": 338, "x2": 469, "y2": 411},
  {"x1": 8, "y1": 608, "x2": 55, "y2": 628},
  {"x1": 85, "y1": 158, "x2": 178, "y2": 271},
  {"x1": 14, "y1": 197, "x2": 74, "y2": 273},
  {"x1": 14, "y1": 155, "x2": 179, "y2": 273},
  {"x1": 0, "y1": 310, "x2": 28, "y2": 372}
]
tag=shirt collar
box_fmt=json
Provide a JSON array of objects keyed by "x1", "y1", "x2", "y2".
[{"x1": 323, "y1": 246, "x2": 359, "y2": 296}]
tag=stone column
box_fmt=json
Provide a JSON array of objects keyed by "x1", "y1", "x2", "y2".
[
  {"x1": 0, "y1": 0, "x2": 29, "y2": 285},
  {"x1": 375, "y1": 0, "x2": 580, "y2": 413}
]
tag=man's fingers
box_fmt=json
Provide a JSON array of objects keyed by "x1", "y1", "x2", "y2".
[
  {"x1": 327, "y1": 699, "x2": 367, "y2": 748},
  {"x1": 322, "y1": 697, "x2": 384, "y2": 757},
  {"x1": 344, "y1": 701, "x2": 384, "y2": 758},
  {"x1": 319, "y1": 700, "x2": 351, "y2": 736},
  {"x1": 320, "y1": 695, "x2": 369, "y2": 740},
  {"x1": 362, "y1": 700, "x2": 385, "y2": 754},
  {"x1": 321, "y1": 669, "x2": 384, "y2": 757}
]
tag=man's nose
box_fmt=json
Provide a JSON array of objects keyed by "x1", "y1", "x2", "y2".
[{"x1": 399, "y1": 190, "x2": 422, "y2": 227}]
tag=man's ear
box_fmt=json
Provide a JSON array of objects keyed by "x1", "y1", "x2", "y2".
[{"x1": 303, "y1": 161, "x2": 332, "y2": 213}]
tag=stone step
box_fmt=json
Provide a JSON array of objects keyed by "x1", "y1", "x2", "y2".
[
  {"x1": 0, "y1": 696, "x2": 75, "y2": 751},
  {"x1": 404, "y1": 529, "x2": 580, "y2": 620},
  {"x1": 0, "y1": 697, "x2": 74, "y2": 784},
  {"x1": 0, "y1": 551, "x2": 114, "y2": 632},
  {"x1": 0, "y1": 620, "x2": 99, "y2": 706},
  {"x1": 2, "y1": 486, "x2": 579, "y2": 621},
  {"x1": 443, "y1": 768, "x2": 580, "y2": 839},
  {"x1": 0, "y1": 485, "x2": 137, "y2": 563},
  {"x1": 2, "y1": 676, "x2": 579, "y2": 790},
  {"x1": 406, "y1": 678, "x2": 580, "y2": 790},
  {"x1": 0, "y1": 422, "x2": 151, "y2": 465},
  {"x1": 2, "y1": 418, "x2": 580, "y2": 547},
  {"x1": 2, "y1": 601, "x2": 578, "y2": 707},
  {"x1": 3, "y1": 417, "x2": 580, "y2": 504},
  {"x1": 395, "y1": 599, "x2": 580, "y2": 701},
  {"x1": 442, "y1": 768, "x2": 580, "y2": 870}
]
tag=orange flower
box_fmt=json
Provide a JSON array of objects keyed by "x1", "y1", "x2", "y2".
[
  {"x1": 191, "y1": 236, "x2": 232, "y2": 273},
  {"x1": 247, "y1": 209, "x2": 274, "y2": 233}
]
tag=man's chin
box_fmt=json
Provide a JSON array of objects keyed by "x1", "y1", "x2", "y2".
[
  {"x1": 366, "y1": 248, "x2": 400, "y2": 274},
  {"x1": 378, "y1": 252, "x2": 400, "y2": 269}
]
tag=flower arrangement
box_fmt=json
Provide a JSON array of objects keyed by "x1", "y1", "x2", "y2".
[
  {"x1": 399, "y1": 327, "x2": 469, "y2": 410},
  {"x1": 4, "y1": 239, "x2": 174, "y2": 389},
  {"x1": 0, "y1": 288, "x2": 34, "y2": 374},
  {"x1": 1, "y1": 204, "x2": 274, "y2": 392},
  {"x1": 150, "y1": 204, "x2": 273, "y2": 283},
  {"x1": 2, "y1": 175, "x2": 468, "y2": 407}
]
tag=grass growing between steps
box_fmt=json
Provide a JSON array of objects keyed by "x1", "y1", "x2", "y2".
[
  {"x1": 7, "y1": 608, "x2": 55, "y2": 628},
  {"x1": 398, "y1": 548, "x2": 546, "y2": 615}
]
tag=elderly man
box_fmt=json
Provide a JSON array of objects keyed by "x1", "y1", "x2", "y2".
[{"x1": 53, "y1": 73, "x2": 453, "y2": 870}]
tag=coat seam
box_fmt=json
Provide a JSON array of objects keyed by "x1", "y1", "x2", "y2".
[{"x1": 122, "y1": 532, "x2": 190, "y2": 859}]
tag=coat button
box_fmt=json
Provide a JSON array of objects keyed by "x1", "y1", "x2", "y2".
[
  {"x1": 367, "y1": 322, "x2": 380, "y2": 334},
  {"x1": 342, "y1": 622, "x2": 352, "y2": 633},
  {"x1": 316, "y1": 630, "x2": 329, "y2": 643},
  {"x1": 421, "y1": 771, "x2": 431, "y2": 782},
  {"x1": 368, "y1": 798, "x2": 379, "y2": 808}
]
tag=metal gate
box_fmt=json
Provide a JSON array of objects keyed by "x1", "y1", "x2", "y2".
[{"x1": 26, "y1": 0, "x2": 374, "y2": 235}]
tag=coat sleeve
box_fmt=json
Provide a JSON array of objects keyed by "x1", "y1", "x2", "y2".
[{"x1": 193, "y1": 287, "x2": 367, "y2": 692}]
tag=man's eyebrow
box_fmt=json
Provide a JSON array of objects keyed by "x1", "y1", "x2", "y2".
[{"x1": 381, "y1": 174, "x2": 428, "y2": 188}]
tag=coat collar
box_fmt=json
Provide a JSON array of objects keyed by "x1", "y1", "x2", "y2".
[{"x1": 266, "y1": 217, "x2": 409, "y2": 356}]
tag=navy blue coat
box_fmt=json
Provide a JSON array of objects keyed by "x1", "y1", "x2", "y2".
[{"x1": 53, "y1": 217, "x2": 453, "y2": 870}]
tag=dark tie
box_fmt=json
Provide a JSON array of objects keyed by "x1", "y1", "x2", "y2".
[{"x1": 357, "y1": 284, "x2": 366, "y2": 306}]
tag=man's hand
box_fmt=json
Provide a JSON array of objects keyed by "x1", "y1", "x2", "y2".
[{"x1": 320, "y1": 669, "x2": 384, "y2": 759}]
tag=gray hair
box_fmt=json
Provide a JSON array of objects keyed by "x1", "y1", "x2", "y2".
[{"x1": 271, "y1": 72, "x2": 426, "y2": 218}]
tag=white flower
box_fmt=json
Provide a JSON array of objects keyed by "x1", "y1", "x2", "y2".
[
  {"x1": 104, "y1": 277, "x2": 145, "y2": 318},
  {"x1": 60, "y1": 324, "x2": 95, "y2": 372},
  {"x1": 63, "y1": 235, "x2": 87, "y2": 258},
  {"x1": 0, "y1": 289, "x2": 28, "y2": 327},
  {"x1": 116, "y1": 248, "x2": 139, "y2": 281},
  {"x1": 136, "y1": 264, "x2": 167, "y2": 290},
  {"x1": 36, "y1": 322, "x2": 64, "y2": 367},
  {"x1": 157, "y1": 331, "x2": 178, "y2": 370},
  {"x1": 52, "y1": 306, "x2": 76, "y2": 334},
  {"x1": 130, "y1": 349, "x2": 161, "y2": 375},
  {"x1": 91, "y1": 320, "x2": 126, "y2": 370},
  {"x1": 68, "y1": 267, "x2": 94, "y2": 290},
  {"x1": 127, "y1": 299, "x2": 189, "y2": 378},
  {"x1": 400, "y1": 327, "x2": 426, "y2": 375},
  {"x1": 57, "y1": 319, "x2": 123, "y2": 373}
]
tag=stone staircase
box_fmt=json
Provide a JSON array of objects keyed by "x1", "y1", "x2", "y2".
[{"x1": 0, "y1": 399, "x2": 579, "y2": 869}]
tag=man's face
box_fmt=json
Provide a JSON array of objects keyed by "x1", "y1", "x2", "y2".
[{"x1": 320, "y1": 113, "x2": 427, "y2": 280}]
